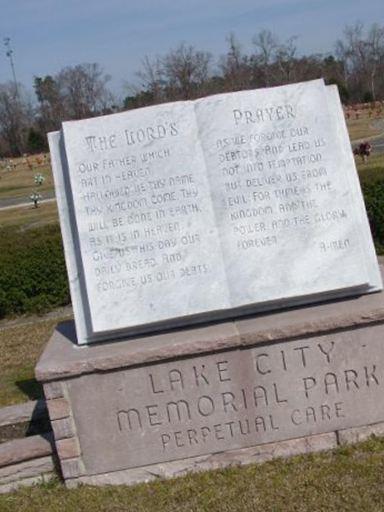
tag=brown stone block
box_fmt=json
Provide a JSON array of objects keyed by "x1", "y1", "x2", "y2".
[
  {"x1": 60, "y1": 458, "x2": 84, "y2": 479},
  {"x1": 46, "y1": 398, "x2": 70, "y2": 421},
  {"x1": 0, "y1": 434, "x2": 54, "y2": 468},
  {"x1": 51, "y1": 417, "x2": 75, "y2": 440},
  {"x1": 338, "y1": 422, "x2": 384, "y2": 445},
  {"x1": 0, "y1": 456, "x2": 54, "y2": 484},
  {"x1": 44, "y1": 381, "x2": 65, "y2": 400},
  {"x1": 236, "y1": 289, "x2": 384, "y2": 347},
  {"x1": 56, "y1": 438, "x2": 81, "y2": 460},
  {"x1": 35, "y1": 320, "x2": 240, "y2": 381},
  {"x1": 68, "y1": 432, "x2": 337, "y2": 487},
  {"x1": 0, "y1": 473, "x2": 54, "y2": 494},
  {"x1": 0, "y1": 400, "x2": 47, "y2": 428}
]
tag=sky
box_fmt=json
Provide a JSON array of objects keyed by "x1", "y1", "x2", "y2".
[{"x1": 0, "y1": 0, "x2": 383, "y2": 102}]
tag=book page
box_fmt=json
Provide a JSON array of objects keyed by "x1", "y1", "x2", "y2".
[
  {"x1": 325, "y1": 85, "x2": 382, "y2": 291},
  {"x1": 61, "y1": 101, "x2": 230, "y2": 337},
  {"x1": 194, "y1": 80, "x2": 371, "y2": 307}
]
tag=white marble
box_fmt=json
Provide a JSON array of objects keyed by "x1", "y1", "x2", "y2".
[
  {"x1": 48, "y1": 131, "x2": 89, "y2": 343},
  {"x1": 58, "y1": 102, "x2": 230, "y2": 342},
  {"x1": 194, "y1": 80, "x2": 378, "y2": 307},
  {"x1": 325, "y1": 85, "x2": 382, "y2": 291},
  {"x1": 49, "y1": 80, "x2": 382, "y2": 344}
]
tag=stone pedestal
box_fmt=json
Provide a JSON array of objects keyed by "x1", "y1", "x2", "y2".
[{"x1": 35, "y1": 286, "x2": 384, "y2": 487}]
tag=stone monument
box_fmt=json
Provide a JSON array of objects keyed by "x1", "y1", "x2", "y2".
[{"x1": 36, "y1": 79, "x2": 384, "y2": 487}]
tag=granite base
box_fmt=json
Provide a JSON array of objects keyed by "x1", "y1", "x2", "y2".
[{"x1": 35, "y1": 285, "x2": 384, "y2": 487}]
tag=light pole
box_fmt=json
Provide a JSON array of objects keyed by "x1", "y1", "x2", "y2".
[{"x1": 3, "y1": 37, "x2": 19, "y2": 99}]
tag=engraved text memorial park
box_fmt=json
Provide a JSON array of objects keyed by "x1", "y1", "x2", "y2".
[{"x1": 35, "y1": 79, "x2": 384, "y2": 487}]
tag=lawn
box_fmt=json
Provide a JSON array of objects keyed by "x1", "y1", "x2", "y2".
[
  {"x1": 0, "y1": 316, "x2": 71, "y2": 407},
  {"x1": 356, "y1": 152, "x2": 384, "y2": 174},
  {"x1": 0, "y1": 437, "x2": 384, "y2": 511},
  {"x1": 0, "y1": 109, "x2": 382, "y2": 232},
  {"x1": 0, "y1": 139, "x2": 384, "y2": 507},
  {"x1": 0, "y1": 158, "x2": 54, "y2": 202},
  {"x1": 1, "y1": 311, "x2": 384, "y2": 509},
  {"x1": 0, "y1": 201, "x2": 59, "y2": 230},
  {"x1": 346, "y1": 115, "x2": 383, "y2": 141}
]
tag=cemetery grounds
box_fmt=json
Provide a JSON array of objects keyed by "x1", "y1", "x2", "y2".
[{"x1": 0, "y1": 107, "x2": 384, "y2": 510}]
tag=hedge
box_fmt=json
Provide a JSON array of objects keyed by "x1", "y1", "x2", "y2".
[
  {"x1": 0, "y1": 167, "x2": 383, "y2": 318},
  {"x1": 359, "y1": 166, "x2": 384, "y2": 254},
  {"x1": 0, "y1": 224, "x2": 69, "y2": 317}
]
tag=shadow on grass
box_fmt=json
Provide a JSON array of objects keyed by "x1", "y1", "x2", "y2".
[{"x1": 16, "y1": 378, "x2": 44, "y2": 401}]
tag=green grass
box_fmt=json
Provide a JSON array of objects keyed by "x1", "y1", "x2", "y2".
[
  {"x1": 346, "y1": 115, "x2": 383, "y2": 141},
  {"x1": 0, "y1": 437, "x2": 384, "y2": 511},
  {"x1": 0, "y1": 155, "x2": 54, "y2": 202},
  {"x1": 0, "y1": 224, "x2": 70, "y2": 318},
  {"x1": 0, "y1": 201, "x2": 59, "y2": 230},
  {"x1": 0, "y1": 316, "x2": 71, "y2": 406},
  {"x1": 356, "y1": 153, "x2": 384, "y2": 174},
  {"x1": 0, "y1": 316, "x2": 383, "y2": 510}
]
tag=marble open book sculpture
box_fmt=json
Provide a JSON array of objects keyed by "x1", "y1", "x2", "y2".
[{"x1": 49, "y1": 79, "x2": 382, "y2": 344}]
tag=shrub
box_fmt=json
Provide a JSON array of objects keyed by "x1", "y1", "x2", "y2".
[
  {"x1": 0, "y1": 166, "x2": 383, "y2": 318},
  {"x1": 0, "y1": 224, "x2": 69, "y2": 318},
  {"x1": 359, "y1": 166, "x2": 384, "y2": 254}
]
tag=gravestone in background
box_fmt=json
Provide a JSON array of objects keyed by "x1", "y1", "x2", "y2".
[{"x1": 36, "y1": 79, "x2": 384, "y2": 487}]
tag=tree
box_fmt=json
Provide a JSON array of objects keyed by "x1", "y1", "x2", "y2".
[
  {"x1": 162, "y1": 43, "x2": 212, "y2": 99},
  {"x1": 336, "y1": 23, "x2": 384, "y2": 102},
  {"x1": 27, "y1": 127, "x2": 47, "y2": 153},
  {"x1": 274, "y1": 36, "x2": 298, "y2": 83},
  {"x1": 220, "y1": 34, "x2": 252, "y2": 91},
  {"x1": 34, "y1": 75, "x2": 64, "y2": 133},
  {"x1": 135, "y1": 55, "x2": 165, "y2": 105},
  {"x1": 130, "y1": 44, "x2": 212, "y2": 104},
  {"x1": 252, "y1": 29, "x2": 278, "y2": 86},
  {"x1": 0, "y1": 82, "x2": 31, "y2": 156},
  {"x1": 56, "y1": 63, "x2": 113, "y2": 119}
]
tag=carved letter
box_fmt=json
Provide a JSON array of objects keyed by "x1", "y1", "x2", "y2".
[
  {"x1": 187, "y1": 429, "x2": 198, "y2": 445},
  {"x1": 320, "y1": 403, "x2": 331, "y2": 420},
  {"x1": 254, "y1": 385, "x2": 268, "y2": 406},
  {"x1": 239, "y1": 419, "x2": 250, "y2": 435},
  {"x1": 318, "y1": 341, "x2": 335, "y2": 364},
  {"x1": 364, "y1": 365, "x2": 379, "y2": 386},
  {"x1": 85, "y1": 136, "x2": 97, "y2": 152},
  {"x1": 294, "y1": 346, "x2": 310, "y2": 367},
  {"x1": 335, "y1": 401, "x2": 344, "y2": 417},
  {"x1": 324, "y1": 372, "x2": 339, "y2": 394},
  {"x1": 344, "y1": 369, "x2": 359, "y2": 390},
  {"x1": 255, "y1": 416, "x2": 266, "y2": 432},
  {"x1": 201, "y1": 426, "x2": 211, "y2": 441},
  {"x1": 193, "y1": 365, "x2": 209, "y2": 386},
  {"x1": 197, "y1": 396, "x2": 215, "y2": 417},
  {"x1": 149, "y1": 373, "x2": 164, "y2": 394},
  {"x1": 222, "y1": 391, "x2": 237, "y2": 412},
  {"x1": 166, "y1": 400, "x2": 191, "y2": 422},
  {"x1": 174, "y1": 431, "x2": 184, "y2": 447},
  {"x1": 161, "y1": 433, "x2": 170, "y2": 450},
  {"x1": 145, "y1": 404, "x2": 162, "y2": 426},
  {"x1": 169, "y1": 369, "x2": 184, "y2": 391},
  {"x1": 217, "y1": 361, "x2": 231, "y2": 382},
  {"x1": 255, "y1": 353, "x2": 271, "y2": 375},
  {"x1": 273, "y1": 383, "x2": 288, "y2": 404},
  {"x1": 291, "y1": 409, "x2": 302, "y2": 425},
  {"x1": 117, "y1": 409, "x2": 142, "y2": 432},
  {"x1": 305, "y1": 407, "x2": 316, "y2": 423},
  {"x1": 233, "y1": 109, "x2": 243, "y2": 125},
  {"x1": 302, "y1": 376, "x2": 317, "y2": 398}
]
